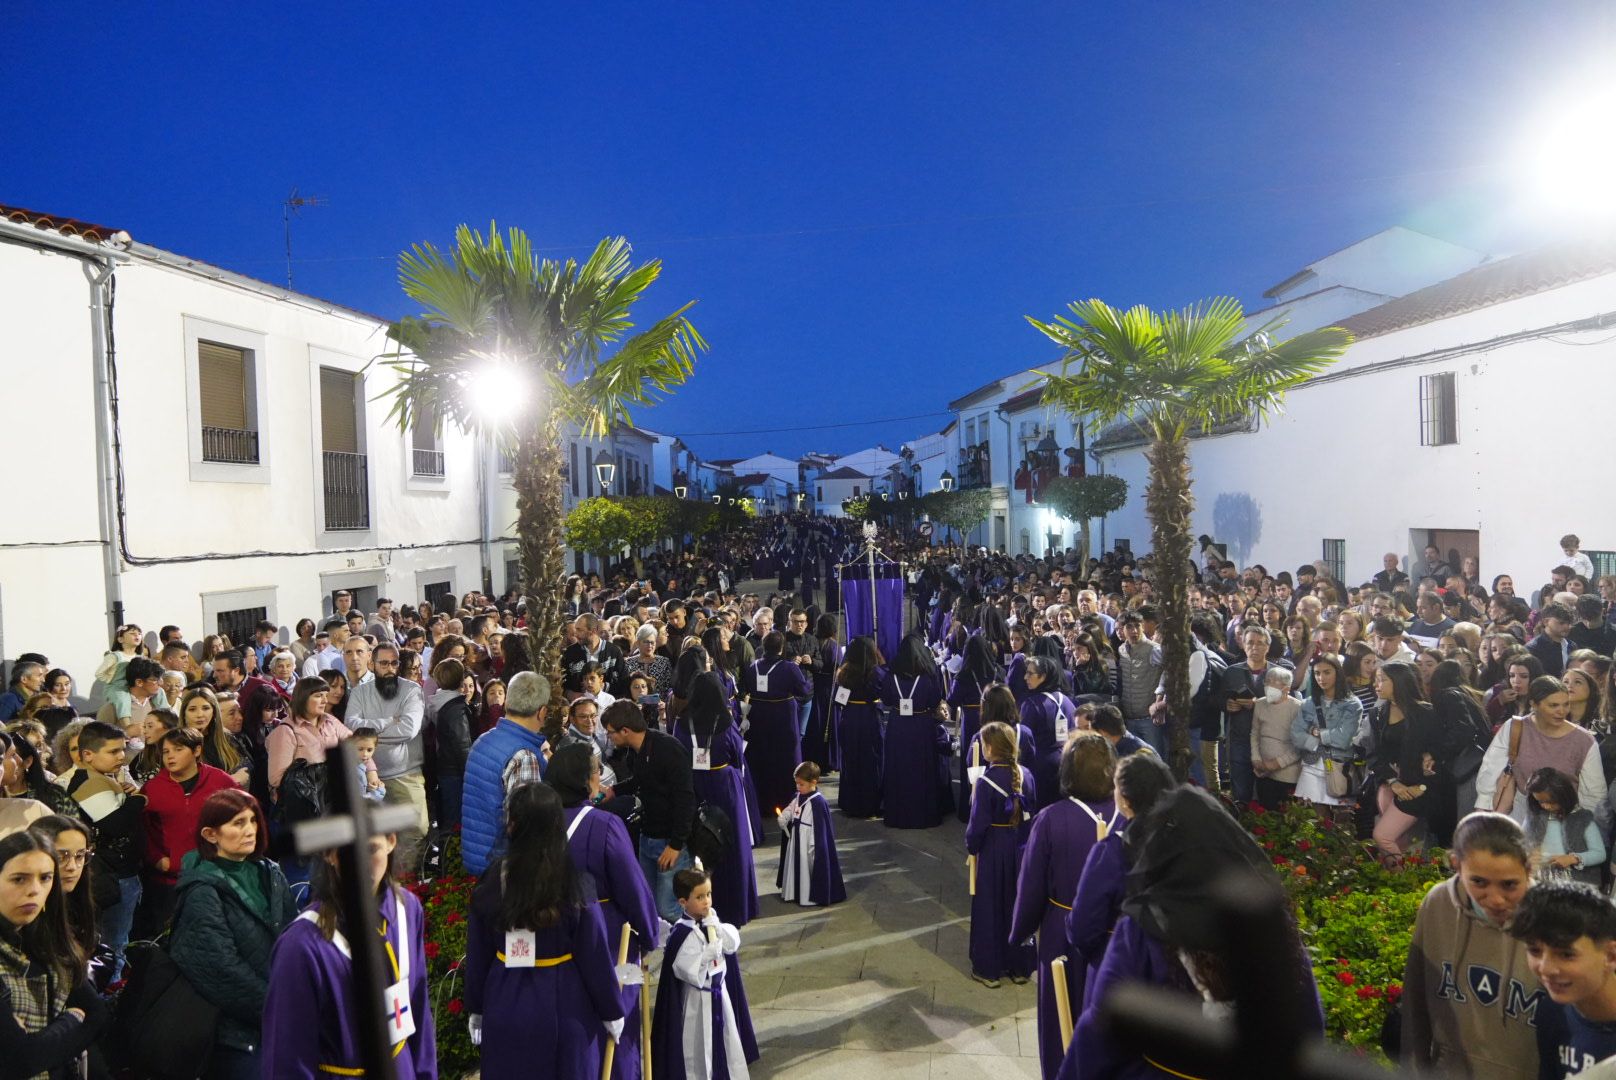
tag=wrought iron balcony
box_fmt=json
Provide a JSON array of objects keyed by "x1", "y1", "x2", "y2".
[
  {"x1": 201, "y1": 426, "x2": 259, "y2": 464},
  {"x1": 322, "y1": 451, "x2": 370, "y2": 530}
]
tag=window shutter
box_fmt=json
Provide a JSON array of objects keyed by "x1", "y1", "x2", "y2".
[
  {"x1": 198, "y1": 342, "x2": 248, "y2": 430},
  {"x1": 411, "y1": 404, "x2": 436, "y2": 452},
  {"x1": 320, "y1": 369, "x2": 359, "y2": 453}
]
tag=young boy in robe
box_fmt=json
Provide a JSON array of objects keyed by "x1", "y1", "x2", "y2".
[
  {"x1": 1508, "y1": 878, "x2": 1616, "y2": 1078},
  {"x1": 776, "y1": 762, "x2": 846, "y2": 907},
  {"x1": 652, "y1": 866, "x2": 760, "y2": 1079}
]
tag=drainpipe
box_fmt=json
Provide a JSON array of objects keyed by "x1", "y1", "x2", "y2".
[
  {"x1": 475, "y1": 433, "x2": 493, "y2": 595},
  {"x1": 995, "y1": 406, "x2": 1014, "y2": 552},
  {"x1": 88, "y1": 258, "x2": 125, "y2": 635}
]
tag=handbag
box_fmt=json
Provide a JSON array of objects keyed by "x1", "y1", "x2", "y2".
[
  {"x1": 1324, "y1": 756, "x2": 1354, "y2": 799},
  {"x1": 1491, "y1": 719, "x2": 1525, "y2": 813},
  {"x1": 115, "y1": 900, "x2": 218, "y2": 1079},
  {"x1": 277, "y1": 758, "x2": 328, "y2": 826}
]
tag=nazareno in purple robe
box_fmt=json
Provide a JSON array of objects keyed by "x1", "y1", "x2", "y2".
[
  {"x1": 878, "y1": 669, "x2": 954, "y2": 829},
  {"x1": 672, "y1": 717, "x2": 761, "y2": 928},
  {"x1": 719, "y1": 669, "x2": 765, "y2": 845},
  {"x1": 652, "y1": 919, "x2": 760, "y2": 1079},
  {"x1": 776, "y1": 790, "x2": 846, "y2": 906},
  {"x1": 835, "y1": 669, "x2": 887, "y2": 818},
  {"x1": 742, "y1": 656, "x2": 812, "y2": 822},
  {"x1": 947, "y1": 674, "x2": 986, "y2": 822},
  {"x1": 1065, "y1": 833, "x2": 1128, "y2": 1013},
  {"x1": 564, "y1": 802, "x2": 661, "y2": 1080},
  {"x1": 1010, "y1": 796, "x2": 1122, "y2": 1080},
  {"x1": 1056, "y1": 914, "x2": 1325, "y2": 1080},
  {"x1": 463, "y1": 870, "x2": 624, "y2": 1080},
  {"x1": 261, "y1": 887, "x2": 437, "y2": 1080},
  {"x1": 805, "y1": 639, "x2": 844, "y2": 772},
  {"x1": 965, "y1": 763, "x2": 1037, "y2": 981},
  {"x1": 1018, "y1": 690, "x2": 1076, "y2": 811}
]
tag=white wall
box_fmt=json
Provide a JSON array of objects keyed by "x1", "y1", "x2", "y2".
[
  {"x1": 1096, "y1": 268, "x2": 1616, "y2": 586},
  {"x1": 0, "y1": 236, "x2": 485, "y2": 692}
]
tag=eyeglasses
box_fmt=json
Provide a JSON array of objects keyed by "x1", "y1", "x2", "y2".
[
  {"x1": 57, "y1": 849, "x2": 93, "y2": 867},
  {"x1": 375, "y1": 659, "x2": 400, "y2": 669}
]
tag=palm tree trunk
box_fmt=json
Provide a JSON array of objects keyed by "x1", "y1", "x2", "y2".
[
  {"x1": 514, "y1": 413, "x2": 567, "y2": 737},
  {"x1": 1146, "y1": 434, "x2": 1195, "y2": 782}
]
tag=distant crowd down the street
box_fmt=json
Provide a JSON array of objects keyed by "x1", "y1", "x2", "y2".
[{"x1": 9, "y1": 513, "x2": 1616, "y2": 1078}]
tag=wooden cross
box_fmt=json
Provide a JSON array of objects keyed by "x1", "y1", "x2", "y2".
[{"x1": 295, "y1": 739, "x2": 421, "y2": 1080}]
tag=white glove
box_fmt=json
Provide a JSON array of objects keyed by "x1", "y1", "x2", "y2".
[
  {"x1": 468, "y1": 1014, "x2": 483, "y2": 1047},
  {"x1": 604, "y1": 1017, "x2": 625, "y2": 1044},
  {"x1": 702, "y1": 909, "x2": 721, "y2": 928}
]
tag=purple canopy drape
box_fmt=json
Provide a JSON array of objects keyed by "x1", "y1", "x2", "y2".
[{"x1": 840, "y1": 560, "x2": 905, "y2": 660}]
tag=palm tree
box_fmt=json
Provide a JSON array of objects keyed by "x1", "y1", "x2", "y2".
[
  {"x1": 380, "y1": 224, "x2": 705, "y2": 691},
  {"x1": 1029, "y1": 297, "x2": 1351, "y2": 781}
]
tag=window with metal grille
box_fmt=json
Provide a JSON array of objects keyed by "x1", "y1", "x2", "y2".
[
  {"x1": 570, "y1": 443, "x2": 580, "y2": 498},
  {"x1": 1115, "y1": 539, "x2": 1132, "y2": 554},
  {"x1": 198, "y1": 341, "x2": 259, "y2": 463},
  {"x1": 1419, "y1": 373, "x2": 1457, "y2": 446},
  {"x1": 1587, "y1": 551, "x2": 1616, "y2": 581},
  {"x1": 1322, "y1": 539, "x2": 1346, "y2": 582},
  {"x1": 422, "y1": 581, "x2": 453, "y2": 611},
  {"x1": 216, "y1": 607, "x2": 266, "y2": 649},
  {"x1": 411, "y1": 405, "x2": 444, "y2": 477},
  {"x1": 505, "y1": 559, "x2": 522, "y2": 592}
]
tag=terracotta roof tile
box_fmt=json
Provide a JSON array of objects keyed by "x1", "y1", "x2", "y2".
[
  {"x1": 1337, "y1": 239, "x2": 1616, "y2": 340},
  {"x1": 820, "y1": 466, "x2": 871, "y2": 480},
  {"x1": 0, "y1": 203, "x2": 124, "y2": 244}
]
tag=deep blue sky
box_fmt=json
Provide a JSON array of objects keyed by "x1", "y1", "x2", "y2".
[{"x1": 10, "y1": 2, "x2": 1613, "y2": 459}]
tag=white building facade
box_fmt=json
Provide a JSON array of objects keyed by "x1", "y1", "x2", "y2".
[{"x1": 0, "y1": 206, "x2": 487, "y2": 689}]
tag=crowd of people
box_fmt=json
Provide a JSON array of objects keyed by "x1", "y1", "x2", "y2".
[{"x1": 6, "y1": 515, "x2": 1616, "y2": 1077}]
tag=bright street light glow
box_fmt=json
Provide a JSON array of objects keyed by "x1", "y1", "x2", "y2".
[
  {"x1": 466, "y1": 362, "x2": 532, "y2": 423},
  {"x1": 1525, "y1": 85, "x2": 1616, "y2": 218}
]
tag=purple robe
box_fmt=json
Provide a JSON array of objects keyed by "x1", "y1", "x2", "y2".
[
  {"x1": 672, "y1": 718, "x2": 761, "y2": 928},
  {"x1": 776, "y1": 790, "x2": 846, "y2": 906},
  {"x1": 1007, "y1": 652, "x2": 1030, "y2": 703},
  {"x1": 805, "y1": 640, "x2": 844, "y2": 772},
  {"x1": 1010, "y1": 797, "x2": 1121, "y2": 1079},
  {"x1": 720, "y1": 669, "x2": 764, "y2": 845},
  {"x1": 1058, "y1": 915, "x2": 1324, "y2": 1080},
  {"x1": 652, "y1": 920, "x2": 759, "y2": 1079},
  {"x1": 835, "y1": 670, "x2": 887, "y2": 818},
  {"x1": 1066, "y1": 834, "x2": 1128, "y2": 1012},
  {"x1": 742, "y1": 657, "x2": 812, "y2": 818},
  {"x1": 1019, "y1": 691, "x2": 1076, "y2": 811},
  {"x1": 947, "y1": 675, "x2": 987, "y2": 822},
  {"x1": 564, "y1": 803, "x2": 661, "y2": 1080},
  {"x1": 878, "y1": 670, "x2": 953, "y2": 829},
  {"x1": 261, "y1": 888, "x2": 436, "y2": 1080},
  {"x1": 965, "y1": 763, "x2": 1037, "y2": 980},
  {"x1": 464, "y1": 872, "x2": 624, "y2": 1079}
]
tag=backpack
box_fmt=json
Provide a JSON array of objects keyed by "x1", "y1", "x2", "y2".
[
  {"x1": 277, "y1": 759, "x2": 328, "y2": 826},
  {"x1": 1192, "y1": 647, "x2": 1228, "y2": 706},
  {"x1": 686, "y1": 800, "x2": 734, "y2": 872}
]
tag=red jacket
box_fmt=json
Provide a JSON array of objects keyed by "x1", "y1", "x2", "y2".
[{"x1": 142, "y1": 763, "x2": 238, "y2": 885}]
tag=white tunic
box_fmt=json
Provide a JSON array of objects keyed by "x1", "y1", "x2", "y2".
[
  {"x1": 777, "y1": 794, "x2": 819, "y2": 906},
  {"x1": 672, "y1": 916, "x2": 749, "y2": 1080}
]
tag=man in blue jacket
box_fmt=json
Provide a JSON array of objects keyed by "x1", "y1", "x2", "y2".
[{"x1": 461, "y1": 671, "x2": 550, "y2": 875}]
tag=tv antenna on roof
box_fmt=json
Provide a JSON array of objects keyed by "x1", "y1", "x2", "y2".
[{"x1": 283, "y1": 187, "x2": 328, "y2": 288}]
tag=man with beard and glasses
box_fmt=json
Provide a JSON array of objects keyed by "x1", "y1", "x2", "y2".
[{"x1": 344, "y1": 641, "x2": 428, "y2": 867}]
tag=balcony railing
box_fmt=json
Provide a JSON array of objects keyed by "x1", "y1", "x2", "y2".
[
  {"x1": 322, "y1": 451, "x2": 370, "y2": 530},
  {"x1": 202, "y1": 426, "x2": 259, "y2": 464},
  {"x1": 412, "y1": 448, "x2": 445, "y2": 477}
]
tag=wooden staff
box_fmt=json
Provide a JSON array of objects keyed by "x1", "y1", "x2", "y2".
[
  {"x1": 601, "y1": 923, "x2": 633, "y2": 1080},
  {"x1": 1051, "y1": 956, "x2": 1074, "y2": 1050},
  {"x1": 641, "y1": 951, "x2": 653, "y2": 1080}
]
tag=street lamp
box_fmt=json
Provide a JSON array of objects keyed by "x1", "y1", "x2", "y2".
[
  {"x1": 594, "y1": 451, "x2": 616, "y2": 493},
  {"x1": 712, "y1": 494, "x2": 721, "y2": 504},
  {"x1": 675, "y1": 484, "x2": 687, "y2": 499},
  {"x1": 940, "y1": 471, "x2": 955, "y2": 492}
]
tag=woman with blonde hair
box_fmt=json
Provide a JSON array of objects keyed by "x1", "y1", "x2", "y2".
[{"x1": 966, "y1": 720, "x2": 1036, "y2": 988}]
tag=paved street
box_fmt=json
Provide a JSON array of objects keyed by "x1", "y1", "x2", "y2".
[{"x1": 740, "y1": 773, "x2": 1042, "y2": 1079}]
